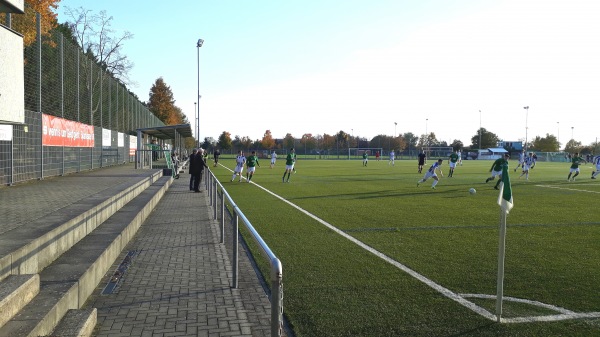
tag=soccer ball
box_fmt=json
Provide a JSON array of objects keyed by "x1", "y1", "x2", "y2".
[{"x1": 469, "y1": 188, "x2": 476, "y2": 195}]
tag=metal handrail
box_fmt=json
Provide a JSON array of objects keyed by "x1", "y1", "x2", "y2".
[{"x1": 205, "y1": 169, "x2": 284, "y2": 337}]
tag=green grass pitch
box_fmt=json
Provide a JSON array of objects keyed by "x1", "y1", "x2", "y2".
[{"x1": 211, "y1": 158, "x2": 600, "y2": 337}]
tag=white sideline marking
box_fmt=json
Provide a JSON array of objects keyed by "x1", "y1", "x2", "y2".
[
  {"x1": 221, "y1": 170, "x2": 599, "y2": 323},
  {"x1": 536, "y1": 184, "x2": 600, "y2": 194},
  {"x1": 461, "y1": 294, "x2": 600, "y2": 322}
]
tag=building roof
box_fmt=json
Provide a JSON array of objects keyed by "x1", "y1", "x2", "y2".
[{"x1": 136, "y1": 124, "x2": 193, "y2": 140}]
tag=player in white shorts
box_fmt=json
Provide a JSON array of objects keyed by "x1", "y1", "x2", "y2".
[
  {"x1": 389, "y1": 150, "x2": 395, "y2": 166},
  {"x1": 519, "y1": 152, "x2": 534, "y2": 180},
  {"x1": 230, "y1": 150, "x2": 246, "y2": 182},
  {"x1": 514, "y1": 150, "x2": 525, "y2": 172},
  {"x1": 417, "y1": 159, "x2": 444, "y2": 189},
  {"x1": 592, "y1": 155, "x2": 600, "y2": 179},
  {"x1": 270, "y1": 150, "x2": 277, "y2": 168}
]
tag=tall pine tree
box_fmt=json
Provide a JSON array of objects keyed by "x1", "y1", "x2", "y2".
[{"x1": 147, "y1": 77, "x2": 185, "y2": 125}]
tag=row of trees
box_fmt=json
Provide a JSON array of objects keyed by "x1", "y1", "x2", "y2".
[{"x1": 199, "y1": 128, "x2": 598, "y2": 155}]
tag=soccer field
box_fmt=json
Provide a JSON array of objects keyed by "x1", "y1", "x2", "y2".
[{"x1": 213, "y1": 158, "x2": 600, "y2": 336}]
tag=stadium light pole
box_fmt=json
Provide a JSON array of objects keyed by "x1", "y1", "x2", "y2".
[
  {"x1": 424, "y1": 118, "x2": 429, "y2": 155},
  {"x1": 479, "y1": 110, "x2": 482, "y2": 150},
  {"x1": 196, "y1": 38, "x2": 204, "y2": 148},
  {"x1": 523, "y1": 106, "x2": 529, "y2": 151},
  {"x1": 571, "y1": 126, "x2": 574, "y2": 140},
  {"x1": 194, "y1": 102, "x2": 197, "y2": 145},
  {"x1": 557, "y1": 122, "x2": 560, "y2": 149}
]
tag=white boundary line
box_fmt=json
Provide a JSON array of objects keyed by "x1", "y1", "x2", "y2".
[
  {"x1": 221, "y1": 168, "x2": 600, "y2": 323},
  {"x1": 536, "y1": 184, "x2": 600, "y2": 194}
]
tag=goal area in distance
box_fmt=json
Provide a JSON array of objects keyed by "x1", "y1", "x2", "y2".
[
  {"x1": 348, "y1": 148, "x2": 384, "y2": 159},
  {"x1": 422, "y1": 146, "x2": 454, "y2": 159}
]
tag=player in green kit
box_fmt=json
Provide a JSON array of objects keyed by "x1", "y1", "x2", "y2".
[
  {"x1": 448, "y1": 151, "x2": 459, "y2": 177},
  {"x1": 362, "y1": 152, "x2": 368, "y2": 166},
  {"x1": 246, "y1": 151, "x2": 260, "y2": 182},
  {"x1": 485, "y1": 153, "x2": 510, "y2": 189},
  {"x1": 282, "y1": 148, "x2": 296, "y2": 183},
  {"x1": 567, "y1": 152, "x2": 586, "y2": 181}
]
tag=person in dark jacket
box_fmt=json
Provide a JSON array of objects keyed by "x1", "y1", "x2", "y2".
[
  {"x1": 188, "y1": 148, "x2": 197, "y2": 191},
  {"x1": 192, "y1": 148, "x2": 209, "y2": 192}
]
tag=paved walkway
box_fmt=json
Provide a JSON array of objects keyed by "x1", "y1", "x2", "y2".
[{"x1": 0, "y1": 165, "x2": 278, "y2": 337}]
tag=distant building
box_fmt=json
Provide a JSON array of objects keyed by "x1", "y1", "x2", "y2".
[
  {"x1": 498, "y1": 141, "x2": 523, "y2": 151},
  {"x1": 478, "y1": 147, "x2": 509, "y2": 160}
]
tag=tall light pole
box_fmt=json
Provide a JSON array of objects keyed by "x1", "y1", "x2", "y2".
[
  {"x1": 479, "y1": 110, "x2": 482, "y2": 150},
  {"x1": 523, "y1": 106, "x2": 529, "y2": 151},
  {"x1": 393, "y1": 122, "x2": 397, "y2": 152},
  {"x1": 425, "y1": 118, "x2": 428, "y2": 150},
  {"x1": 571, "y1": 126, "x2": 574, "y2": 140},
  {"x1": 557, "y1": 121, "x2": 560, "y2": 149},
  {"x1": 351, "y1": 128, "x2": 354, "y2": 147},
  {"x1": 196, "y1": 38, "x2": 204, "y2": 148},
  {"x1": 194, "y1": 102, "x2": 197, "y2": 145}
]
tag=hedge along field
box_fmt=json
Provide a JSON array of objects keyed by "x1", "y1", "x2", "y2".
[{"x1": 211, "y1": 157, "x2": 600, "y2": 337}]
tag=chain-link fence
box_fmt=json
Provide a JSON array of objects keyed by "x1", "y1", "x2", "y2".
[{"x1": 1, "y1": 8, "x2": 165, "y2": 185}]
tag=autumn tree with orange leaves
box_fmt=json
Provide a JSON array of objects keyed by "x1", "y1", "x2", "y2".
[
  {"x1": 147, "y1": 77, "x2": 188, "y2": 126},
  {"x1": 2, "y1": 0, "x2": 59, "y2": 46},
  {"x1": 261, "y1": 130, "x2": 275, "y2": 149}
]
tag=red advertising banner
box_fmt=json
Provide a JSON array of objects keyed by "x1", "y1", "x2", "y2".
[{"x1": 42, "y1": 114, "x2": 95, "y2": 147}]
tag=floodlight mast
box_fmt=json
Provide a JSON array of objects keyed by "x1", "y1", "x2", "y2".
[
  {"x1": 196, "y1": 38, "x2": 204, "y2": 148},
  {"x1": 523, "y1": 106, "x2": 529, "y2": 151}
]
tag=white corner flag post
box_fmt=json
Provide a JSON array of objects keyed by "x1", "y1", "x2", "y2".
[{"x1": 495, "y1": 163, "x2": 513, "y2": 322}]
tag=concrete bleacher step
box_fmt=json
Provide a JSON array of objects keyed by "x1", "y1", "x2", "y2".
[
  {"x1": 0, "y1": 170, "x2": 162, "y2": 282},
  {"x1": 0, "y1": 175, "x2": 172, "y2": 337},
  {"x1": 0, "y1": 275, "x2": 39, "y2": 328},
  {"x1": 51, "y1": 308, "x2": 97, "y2": 337}
]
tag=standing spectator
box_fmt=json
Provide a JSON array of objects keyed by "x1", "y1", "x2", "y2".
[
  {"x1": 418, "y1": 150, "x2": 426, "y2": 173},
  {"x1": 231, "y1": 150, "x2": 247, "y2": 182},
  {"x1": 188, "y1": 148, "x2": 197, "y2": 191},
  {"x1": 192, "y1": 149, "x2": 209, "y2": 192},
  {"x1": 171, "y1": 151, "x2": 180, "y2": 179},
  {"x1": 151, "y1": 139, "x2": 158, "y2": 161},
  {"x1": 246, "y1": 151, "x2": 260, "y2": 182},
  {"x1": 213, "y1": 148, "x2": 221, "y2": 167}
]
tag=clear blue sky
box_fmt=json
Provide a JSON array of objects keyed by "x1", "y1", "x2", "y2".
[{"x1": 57, "y1": 0, "x2": 600, "y2": 148}]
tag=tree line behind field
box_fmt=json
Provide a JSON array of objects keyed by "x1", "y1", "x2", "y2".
[{"x1": 200, "y1": 128, "x2": 597, "y2": 156}]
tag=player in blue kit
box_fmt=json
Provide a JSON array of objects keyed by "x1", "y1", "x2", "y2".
[{"x1": 417, "y1": 159, "x2": 444, "y2": 189}]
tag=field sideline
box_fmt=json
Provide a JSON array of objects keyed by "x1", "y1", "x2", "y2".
[{"x1": 211, "y1": 158, "x2": 600, "y2": 336}]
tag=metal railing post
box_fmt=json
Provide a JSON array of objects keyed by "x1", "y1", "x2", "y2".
[
  {"x1": 207, "y1": 169, "x2": 283, "y2": 336},
  {"x1": 220, "y1": 192, "x2": 225, "y2": 244},
  {"x1": 232, "y1": 211, "x2": 239, "y2": 289},
  {"x1": 213, "y1": 180, "x2": 218, "y2": 219},
  {"x1": 271, "y1": 259, "x2": 284, "y2": 337}
]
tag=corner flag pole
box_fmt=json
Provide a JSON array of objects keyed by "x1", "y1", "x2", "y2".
[
  {"x1": 495, "y1": 207, "x2": 508, "y2": 322},
  {"x1": 495, "y1": 163, "x2": 513, "y2": 322}
]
